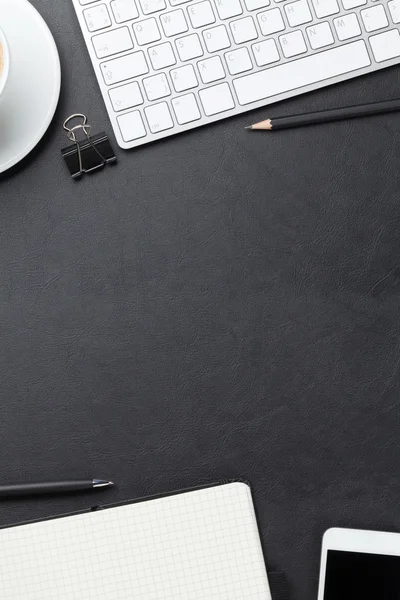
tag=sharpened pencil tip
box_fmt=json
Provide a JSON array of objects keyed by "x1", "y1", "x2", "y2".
[
  {"x1": 244, "y1": 125, "x2": 253, "y2": 130},
  {"x1": 93, "y1": 479, "x2": 115, "y2": 488}
]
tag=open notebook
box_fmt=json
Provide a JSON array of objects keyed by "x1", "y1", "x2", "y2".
[{"x1": 0, "y1": 480, "x2": 271, "y2": 600}]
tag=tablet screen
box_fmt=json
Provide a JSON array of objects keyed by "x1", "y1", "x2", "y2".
[{"x1": 324, "y1": 550, "x2": 400, "y2": 599}]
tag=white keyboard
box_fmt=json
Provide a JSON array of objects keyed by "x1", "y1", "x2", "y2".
[{"x1": 72, "y1": 0, "x2": 400, "y2": 149}]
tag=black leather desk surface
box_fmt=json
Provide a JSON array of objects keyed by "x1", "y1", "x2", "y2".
[{"x1": 1, "y1": 2, "x2": 400, "y2": 598}]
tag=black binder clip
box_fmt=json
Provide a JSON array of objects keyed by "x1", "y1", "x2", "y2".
[{"x1": 61, "y1": 114, "x2": 117, "y2": 180}]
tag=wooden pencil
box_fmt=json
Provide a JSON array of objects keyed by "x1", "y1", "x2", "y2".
[{"x1": 245, "y1": 98, "x2": 400, "y2": 131}]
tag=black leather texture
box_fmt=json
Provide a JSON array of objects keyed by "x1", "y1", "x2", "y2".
[{"x1": 1, "y1": 2, "x2": 400, "y2": 599}]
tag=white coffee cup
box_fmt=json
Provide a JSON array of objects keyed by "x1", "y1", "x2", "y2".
[{"x1": 0, "y1": 24, "x2": 10, "y2": 100}]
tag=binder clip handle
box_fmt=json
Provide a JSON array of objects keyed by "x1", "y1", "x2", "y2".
[{"x1": 63, "y1": 113, "x2": 92, "y2": 143}]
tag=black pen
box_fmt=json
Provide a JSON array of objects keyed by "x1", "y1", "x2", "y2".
[{"x1": 0, "y1": 479, "x2": 114, "y2": 498}]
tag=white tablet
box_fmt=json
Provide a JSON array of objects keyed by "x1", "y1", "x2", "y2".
[{"x1": 318, "y1": 527, "x2": 400, "y2": 600}]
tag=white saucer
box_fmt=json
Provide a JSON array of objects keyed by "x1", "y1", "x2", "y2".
[{"x1": 0, "y1": 0, "x2": 61, "y2": 173}]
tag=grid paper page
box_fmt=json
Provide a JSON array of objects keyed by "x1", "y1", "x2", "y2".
[{"x1": 0, "y1": 482, "x2": 271, "y2": 600}]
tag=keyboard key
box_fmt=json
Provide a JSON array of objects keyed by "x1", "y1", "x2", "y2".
[
  {"x1": 234, "y1": 40, "x2": 370, "y2": 105},
  {"x1": 369, "y1": 29, "x2": 400, "y2": 61},
  {"x1": 149, "y1": 42, "x2": 176, "y2": 69},
  {"x1": 252, "y1": 39, "x2": 280, "y2": 65},
  {"x1": 311, "y1": 0, "x2": 339, "y2": 17},
  {"x1": 225, "y1": 48, "x2": 253, "y2": 75},
  {"x1": 199, "y1": 82, "x2": 235, "y2": 115},
  {"x1": 285, "y1": 0, "x2": 312, "y2": 26},
  {"x1": 171, "y1": 64, "x2": 198, "y2": 91},
  {"x1": 361, "y1": 6, "x2": 388, "y2": 32},
  {"x1": 280, "y1": 30, "x2": 307, "y2": 57},
  {"x1": 334, "y1": 13, "x2": 361, "y2": 40},
  {"x1": 198, "y1": 56, "x2": 225, "y2": 82},
  {"x1": 145, "y1": 102, "x2": 174, "y2": 132},
  {"x1": 109, "y1": 81, "x2": 143, "y2": 111},
  {"x1": 188, "y1": 1, "x2": 216, "y2": 28},
  {"x1": 80, "y1": 0, "x2": 101, "y2": 4},
  {"x1": 230, "y1": 16, "x2": 258, "y2": 44},
  {"x1": 203, "y1": 25, "x2": 230, "y2": 52},
  {"x1": 84, "y1": 4, "x2": 111, "y2": 31},
  {"x1": 214, "y1": 0, "x2": 243, "y2": 19},
  {"x1": 143, "y1": 72, "x2": 171, "y2": 100},
  {"x1": 139, "y1": 0, "x2": 166, "y2": 14},
  {"x1": 101, "y1": 51, "x2": 149, "y2": 84},
  {"x1": 92, "y1": 27, "x2": 133, "y2": 59},
  {"x1": 133, "y1": 18, "x2": 161, "y2": 45},
  {"x1": 244, "y1": 0, "x2": 270, "y2": 8},
  {"x1": 160, "y1": 10, "x2": 189, "y2": 36},
  {"x1": 342, "y1": 0, "x2": 366, "y2": 8},
  {"x1": 170, "y1": 0, "x2": 192, "y2": 4},
  {"x1": 176, "y1": 33, "x2": 204, "y2": 60},
  {"x1": 389, "y1": 0, "x2": 400, "y2": 23},
  {"x1": 117, "y1": 110, "x2": 146, "y2": 141},
  {"x1": 172, "y1": 93, "x2": 201, "y2": 124},
  {"x1": 258, "y1": 8, "x2": 285, "y2": 35},
  {"x1": 111, "y1": 0, "x2": 139, "y2": 23},
  {"x1": 307, "y1": 21, "x2": 334, "y2": 48}
]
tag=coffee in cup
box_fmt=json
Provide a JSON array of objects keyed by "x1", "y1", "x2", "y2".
[{"x1": 0, "y1": 25, "x2": 10, "y2": 99}]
